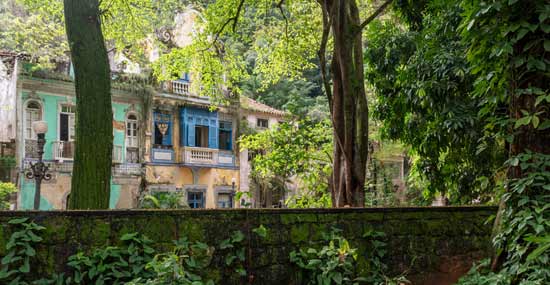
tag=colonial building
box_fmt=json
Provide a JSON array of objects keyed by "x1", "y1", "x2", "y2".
[
  {"x1": 143, "y1": 79, "x2": 240, "y2": 209},
  {"x1": 1, "y1": 47, "x2": 288, "y2": 210},
  {"x1": 15, "y1": 67, "x2": 144, "y2": 209}
]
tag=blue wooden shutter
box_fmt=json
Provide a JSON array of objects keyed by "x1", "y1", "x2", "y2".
[
  {"x1": 179, "y1": 108, "x2": 186, "y2": 146},
  {"x1": 187, "y1": 117, "x2": 195, "y2": 147},
  {"x1": 208, "y1": 118, "x2": 218, "y2": 148},
  {"x1": 227, "y1": 123, "x2": 233, "y2": 150}
]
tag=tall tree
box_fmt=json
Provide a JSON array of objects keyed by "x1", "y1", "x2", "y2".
[
  {"x1": 364, "y1": 1, "x2": 505, "y2": 204},
  {"x1": 459, "y1": 0, "x2": 549, "y2": 282},
  {"x1": 64, "y1": 0, "x2": 112, "y2": 209},
  {"x1": 154, "y1": 0, "x2": 393, "y2": 207}
]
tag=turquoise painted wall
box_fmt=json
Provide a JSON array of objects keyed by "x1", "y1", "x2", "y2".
[
  {"x1": 109, "y1": 181, "x2": 121, "y2": 209},
  {"x1": 112, "y1": 102, "x2": 127, "y2": 161},
  {"x1": 19, "y1": 181, "x2": 53, "y2": 210},
  {"x1": 19, "y1": 179, "x2": 122, "y2": 210},
  {"x1": 20, "y1": 90, "x2": 133, "y2": 209}
]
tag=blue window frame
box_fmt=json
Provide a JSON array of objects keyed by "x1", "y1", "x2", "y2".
[
  {"x1": 180, "y1": 107, "x2": 218, "y2": 148},
  {"x1": 153, "y1": 111, "x2": 172, "y2": 147},
  {"x1": 187, "y1": 191, "x2": 204, "y2": 208},
  {"x1": 218, "y1": 121, "x2": 232, "y2": 151}
]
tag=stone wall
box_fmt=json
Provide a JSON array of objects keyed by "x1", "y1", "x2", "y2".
[{"x1": 0, "y1": 206, "x2": 497, "y2": 284}]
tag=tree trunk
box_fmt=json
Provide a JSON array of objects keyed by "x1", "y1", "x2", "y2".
[
  {"x1": 64, "y1": 0, "x2": 112, "y2": 209},
  {"x1": 490, "y1": 1, "x2": 550, "y2": 271},
  {"x1": 323, "y1": 0, "x2": 369, "y2": 207}
]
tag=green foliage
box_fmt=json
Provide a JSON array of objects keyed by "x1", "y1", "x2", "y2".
[
  {"x1": 0, "y1": 219, "x2": 271, "y2": 284},
  {"x1": 218, "y1": 230, "x2": 247, "y2": 277},
  {"x1": 457, "y1": 0, "x2": 550, "y2": 283},
  {"x1": 364, "y1": 0, "x2": 505, "y2": 204},
  {"x1": 365, "y1": 157, "x2": 401, "y2": 207},
  {"x1": 139, "y1": 192, "x2": 189, "y2": 209},
  {"x1": 290, "y1": 228, "x2": 407, "y2": 285},
  {"x1": 153, "y1": 0, "x2": 321, "y2": 103},
  {"x1": 127, "y1": 237, "x2": 215, "y2": 285},
  {"x1": 0, "y1": 0, "x2": 186, "y2": 67},
  {"x1": 0, "y1": 182, "x2": 17, "y2": 210},
  {"x1": 251, "y1": 225, "x2": 268, "y2": 239},
  {"x1": 0, "y1": 156, "x2": 16, "y2": 168},
  {"x1": 240, "y1": 77, "x2": 328, "y2": 120},
  {"x1": 239, "y1": 119, "x2": 333, "y2": 208},
  {"x1": 66, "y1": 232, "x2": 156, "y2": 284},
  {"x1": 290, "y1": 229, "x2": 361, "y2": 285},
  {"x1": 0, "y1": 218, "x2": 45, "y2": 284}
]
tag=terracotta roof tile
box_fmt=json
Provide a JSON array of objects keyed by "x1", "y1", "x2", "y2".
[{"x1": 240, "y1": 96, "x2": 285, "y2": 116}]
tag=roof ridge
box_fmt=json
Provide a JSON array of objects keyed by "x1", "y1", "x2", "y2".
[{"x1": 240, "y1": 96, "x2": 285, "y2": 116}]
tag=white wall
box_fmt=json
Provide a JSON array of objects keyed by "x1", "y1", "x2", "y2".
[{"x1": 0, "y1": 57, "x2": 17, "y2": 143}]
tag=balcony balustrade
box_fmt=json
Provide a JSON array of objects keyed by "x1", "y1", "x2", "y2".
[
  {"x1": 52, "y1": 141, "x2": 74, "y2": 161},
  {"x1": 171, "y1": 80, "x2": 190, "y2": 95},
  {"x1": 181, "y1": 147, "x2": 235, "y2": 166}
]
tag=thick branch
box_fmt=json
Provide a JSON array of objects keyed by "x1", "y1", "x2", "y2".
[
  {"x1": 358, "y1": 0, "x2": 392, "y2": 31},
  {"x1": 211, "y1": 0, "x2": 246, "y2": 45},
  {"x1": 317, "y1": 0, "x2": 333, "y2": 109},
  {"x1": 276, "y1": 0, "x2": 289, "y2": 42}
]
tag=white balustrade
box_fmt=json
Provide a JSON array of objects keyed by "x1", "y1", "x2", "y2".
[
  {"x1": 52, "y1": 141, "x2": 74, "y2": 161},
  {"x1": 172, "y1": 81, "x2": 190, "y2": 95}
]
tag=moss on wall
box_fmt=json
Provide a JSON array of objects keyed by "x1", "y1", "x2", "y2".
[{"x1": 0, "y1": 207, "x2": 497, "y2": 284}]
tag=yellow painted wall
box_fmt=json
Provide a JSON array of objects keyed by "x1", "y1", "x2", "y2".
[{"x1": 146, "y1": 165, "x2": 239, "y2": 208}]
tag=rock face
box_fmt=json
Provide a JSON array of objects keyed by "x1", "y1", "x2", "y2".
[{"x1": 0, "y1": 206, "x2": 496, "y2": 284}]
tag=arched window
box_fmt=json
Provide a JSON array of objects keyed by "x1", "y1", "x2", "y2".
[
  {"x1": 25, "y1": 101, "x2": 42, "y2": 139},
  {"x1": 126, "y1": 114, "x2": 138, "y2": 147},
  {"x1": 126, "y1": 113, "x2": 139, "y2": 163}
]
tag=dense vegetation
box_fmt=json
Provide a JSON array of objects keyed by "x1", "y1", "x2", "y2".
[
  {"x1": 0, "y1": 0, "x2": 548, "y2": 282},
  {"x1": 0, "y1": 218, "x2": 401, "y2": 284}
]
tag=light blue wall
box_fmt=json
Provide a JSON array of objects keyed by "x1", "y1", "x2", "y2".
[{"x1": 19, "y1": 89, "x2": 135, "y2": 209}]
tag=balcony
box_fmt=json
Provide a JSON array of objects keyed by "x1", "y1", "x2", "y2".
[
  {"x1": 52, "y1": 141, "x2": 74, "y2": 161},
  {"x1": 52, "y1": 142, "x2": 124, "y2": 163},
  {"x1": 170, "y1": 80, "x2": 190, "y2": 95},
  {"x1": 181, "y1": 147, "x2": 235, "y2": 167}
]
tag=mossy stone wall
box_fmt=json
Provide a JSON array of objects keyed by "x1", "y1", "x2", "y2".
[{"x1": 0, "y1": 206, "x2": 496, "y2": 284}]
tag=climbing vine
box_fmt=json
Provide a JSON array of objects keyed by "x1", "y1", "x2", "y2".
[{"x1": 457, "y1": 0, "x2": 550, "y2": 283}]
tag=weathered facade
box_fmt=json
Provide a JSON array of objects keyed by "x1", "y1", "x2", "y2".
[
  {"x1": 15, "y1": 71, "x2": 144, "y2": 209},
  {"x1": 144, "y1": 78, "x2": 241, "y2": 209},
  {"x1": 7, "y1": 60, "x2": 259, "y2": 209}
]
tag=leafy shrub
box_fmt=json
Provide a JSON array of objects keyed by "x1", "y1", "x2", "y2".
[
  {"x1": 0, "y1": 218, "x2": 45, "y2": 284},
  {"x1": 0, "y1": 182, "x2": 17, "y2": 210},
  {"x1": 290, "y1": 229, "x2": 361, "y2": 284},
  {"x1": 127, "y1": 237, "x2": 215, "y2": 285},
  {"x1": 139, "y1": 192, "x2": 189, "y2": 209},
  {"x1": 67, "y1": 232, "x2": 156, "y2": 284},
  {"x1": 290, "y1": 228, "x2": 408, "y2": 285}
]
